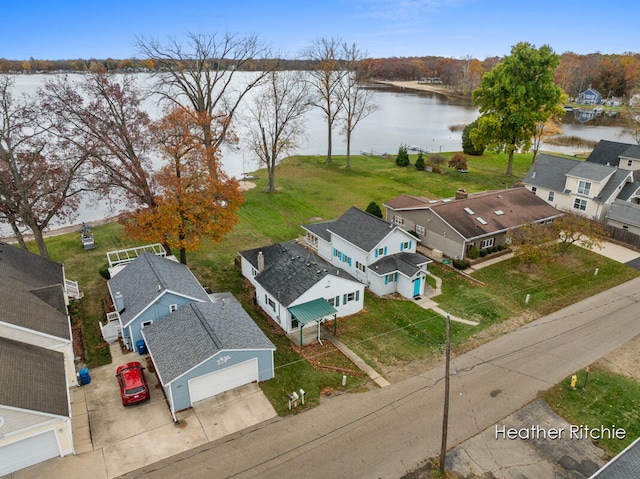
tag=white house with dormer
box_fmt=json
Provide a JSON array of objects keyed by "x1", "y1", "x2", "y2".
[{"x1": 302, "y1": 207, "x2": 431, "y2": 299}]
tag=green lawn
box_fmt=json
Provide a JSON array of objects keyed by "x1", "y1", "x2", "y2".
[
  {"x1": 37, "y1": 151, "x2": 640, "y2": 416},
  {"x1": 543, "y1": 367, "x2": 640, "y2": 455}
]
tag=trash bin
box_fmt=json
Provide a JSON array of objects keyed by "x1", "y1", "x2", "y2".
[
  {"x1": 136, "y1": 340, "x2": 147, "y2": 355},
  {"x1": 78, "y1": 367, "x2": 91, "y2": 385}
]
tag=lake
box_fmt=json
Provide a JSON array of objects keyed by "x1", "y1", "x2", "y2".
[{"x1": 2, "y1": 73, "x2": 637, "y2": 235}]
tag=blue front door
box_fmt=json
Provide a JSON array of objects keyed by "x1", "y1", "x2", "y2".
[{"x1": 413, "y1": 277, "x2": 421, "y2": 296}]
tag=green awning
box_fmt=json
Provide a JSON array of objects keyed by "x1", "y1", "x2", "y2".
[{"x1": 288, "y1": 298, "x2": 337, "y2": 324}]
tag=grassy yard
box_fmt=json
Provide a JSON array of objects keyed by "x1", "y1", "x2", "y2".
[
  {"x1": 543, "y1": 367, "x2": 640, "y2": 455},
  {"x1": 36, "y1": 151, "x2": 639, "y2": 416}
]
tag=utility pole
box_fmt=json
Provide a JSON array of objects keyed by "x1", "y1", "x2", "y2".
[{"x1": 439, "y1": 312, "x2": 451, "y2": 475}]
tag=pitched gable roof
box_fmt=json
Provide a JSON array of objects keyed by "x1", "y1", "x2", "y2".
[
  {"x1": 567, "y1": 161, "x2": 616, "y2": 183},
  {"x1": 605, "y1": 200, "x2": 640, "y2": 228},
  {"x1": 142, "y1": 297, "x2": 275, "y2": 384},
  {"x1": 240, "y1": 240, "x2": 358, "y2": 306},
  {"x1": 384, "y1": 194, "x2": 432, "y2": 211},
  {"x1": 369, "y1": 252, "x2": 430, "y2": 277},
  {"x1": 586, "y1": 140, "x2": 635, "y2": 167},
  {"x1": 108, "y1": 252, "x2": 210, "y2": 325},
  {"x1": 523, "y1": 154, "x2": 580, "y2": 192},
  {"x1": 0, "y1": 242, "x2": 70, "y2": 340},
  {"x1": 428, "y1": 188, "x2": 562, "y2": 240},
  {"x1": 0, "y1": 337, "x2": 69, "y2": 417},
  {"x1": 304, "y1": 206, "x2": 402, "y2": 252}
]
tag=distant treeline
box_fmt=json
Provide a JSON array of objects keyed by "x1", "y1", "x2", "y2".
[{"x1": 2, "y1": 51, "x2": 639, "y2": 99}]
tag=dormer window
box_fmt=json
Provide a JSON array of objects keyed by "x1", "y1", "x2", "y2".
[
  {"x1": 169, "y1": 304, "x2": 178, "y2": 313},
  {"x1": 577, "y1": 180, "x2": 591, "y2": 196}
]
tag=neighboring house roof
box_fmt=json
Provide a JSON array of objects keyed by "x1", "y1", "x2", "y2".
[
  {"x1": 142, "y1": 297, "x2": 275, "y2": 385},
  {"x1": 605, "y1": 200, "x2": 640, "y2": 228},
  {"x1": 617, "y1": 182, "x2": 640, "y2": 201},
  {"x1": 595, "y1": 169, "x2": 634, "y2": 203},
  {"x1": 586, "y1": 140, "x2": 635, "y2": 167},
  {"x1": 369, "y1": 252, "x2": 430, "y2": 277},
  {"x1": 0, "y1": 337, "x2": 68, "y2": 417},
  {"x1": 240, "y1": 240, "x2": 359, "y2": 307},
  {"x1": 384, "y1": 194, "x2": 433, "y2": 211},
  {"x1": 566, "y1": 161, "x2": 615, "y2": 183},
  {"x1": 428, "y1": 188, "x2": 562, "y2": 240},
  {"x1": 590, "y1": 436, "x2": 640, "y2": 478},
  {"x1": 304, "y1": 206, "x2": 399, "y2": 252},
  {"x1": 0, "y1": 242, "x2": 70, "y2": 340},
  {"x1": 523, "y1": 154, "x2": 580, "y2": 192},
  {"x1": 619, "y1": 144, "x2": 640, "y2": 162},
  {"x1": 108, "y1": 252, "x2": 210, "y2": 325}
]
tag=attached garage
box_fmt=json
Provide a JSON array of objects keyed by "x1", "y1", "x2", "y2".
[
  {"x1": 0, "y1": 430, "x2": 61, "y2": 476},
  {"x1": 189, "y1": 358, "x2": 258, "y2": 403}
]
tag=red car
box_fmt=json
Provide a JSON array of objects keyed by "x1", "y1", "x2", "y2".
[{"x1": 115, "y1": 362, "x2": 150, "y2": 406}]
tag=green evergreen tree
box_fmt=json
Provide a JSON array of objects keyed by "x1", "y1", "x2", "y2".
[
  {"x1": 415, "y1": 152, "x2": 425, "y2": 170},
  {"x1": 365, "y1": 201, "x2": 383, "y2": 218},
  {"x1": 395, "y1": 144, "x2": 410, "y2": 167}
]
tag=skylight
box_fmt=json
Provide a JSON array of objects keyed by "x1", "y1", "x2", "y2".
[
  {"x1": 494, "y1": 210, "x2": 505, "y2": 215},
  {"x1": 476, "y1": 217, "x2": 488, "y2": 225},
  {"x1": 464, "y1": 207, "x2": 475, "y2": 215}
]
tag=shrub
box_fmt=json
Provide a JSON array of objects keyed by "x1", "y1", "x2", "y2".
[
  {"x1": 395, "y1": 144, "x2": 410, "y2": 167},
  {"x1": 99, "y1": 263, "x2": 110, "y2": 280},
  {"x1": 429, "y1": 154, "x2": 447, "y2": 168},
  {"x1": 365, "y1": 201, "x2": 383, "y2": 218},
  {"x1": 462, "y1": 119, "x2": 485, "y2": 155},
  {"x1": 468, "y1": 245, "x2": 479, "y2": 259},
  {"x1": 449, "y1": 152, "x2": 468, "y2": 171},
  {"x1": 479, "y1": 249, "x2": 487, "y2": 257},
  {"x1": 414, "y1": 152, "x2": 425, "y2": 170},
  {"x1": 453, "y1": 259, "x2": 470, "y2": 270}
]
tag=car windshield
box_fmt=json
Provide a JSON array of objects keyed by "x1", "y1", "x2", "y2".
[{"x1": 126, "y1": 385, "x2": 146, "y2": 395}]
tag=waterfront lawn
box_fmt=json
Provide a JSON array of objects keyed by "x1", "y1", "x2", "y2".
[{"x1": 543, "y1": 367, "x2": 640, "y2": 455}]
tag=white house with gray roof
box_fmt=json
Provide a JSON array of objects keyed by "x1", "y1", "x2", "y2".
[
  {"x1": 302, "y1": 207, "x2": 431, "y2": 299},
  {"x1": 523, "y1": 153, "x2": 634, "y2": 221},
  {"x1": 239, "y1": 240, "x2": 364, "y2": 340},
  {"x1": 142, "y1": 293, "x2": 275, "y2": 417}
]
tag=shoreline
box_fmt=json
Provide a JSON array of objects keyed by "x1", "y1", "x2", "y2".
[{"x1": 373, "y1": 80, "x2": 470, "y2": 99}]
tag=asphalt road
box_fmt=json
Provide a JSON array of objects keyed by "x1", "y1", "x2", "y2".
[{"x1": 121, "y1": 277, "x2": 640, "y2": 479}]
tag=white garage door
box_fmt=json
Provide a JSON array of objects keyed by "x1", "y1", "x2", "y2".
[
  {"x1": 189, "y1": 358, "x2": 258, "y2": 404},
  {"x1": 0, "y1": 430, "x2": 60, "y2": 476}
]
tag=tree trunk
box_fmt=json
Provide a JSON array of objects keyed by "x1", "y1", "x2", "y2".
[
  {"x1": 265, "y1": 165, "x2": 276, "y2": 193},
  {"x1": 8, "y1": 219, "x2": 28, "y2": 250},
  {"x1": 506, "y1": 150, "x2": 514, "y2": 176},
  {"x1": 179, "y1": 247, "x2": 187, "y2": 265},
  {"x1": 345, "y1": 130, "x2": 351, "y2": 168},
  {"x1": 29, "y1": 224, "x2": 49, "y2": 258},
  {"x1": 326, "y1": 117, "x2": 333, "y2": 164}
]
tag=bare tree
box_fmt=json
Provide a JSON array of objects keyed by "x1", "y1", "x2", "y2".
[
  {"x1": 0, "y1": 76, "x2": 86, "y2": 257},
  {"x1": 42, "y1": 73, "x2": 158, "y2": 211},
  {"x1": 303, "y1": 37, "x2": 348, "y2": 164},
  {"x1": 244, "y1": 69, "x2": 310, "y2": 192},
  {"x1": 137, "y1": 32, "x2": 272, "y2": 172},
  {"x1": 339, "y1": 43, "x2": 377, "y2": 168}
]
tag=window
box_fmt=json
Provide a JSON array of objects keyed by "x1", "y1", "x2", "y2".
[
  {"x1": 394, "y1": 215, "x2": 404, "y2": 225},
  {"x1": 415, "y1": 224, "x2": 425, "y2": 236},
  {"x1": 577, "y1": 180, "x2": 591, "y2": 196},
  {"x1": 623, "y1": 225, "x2": 629, "y2": 230},
  {"x1": 547, "y1": 191, "x2": 555, "y2": 202},
  {"x1": 141, "y1": 320, "x2": 153, "y2": 328},
  {"x1": 342, "y1": 290, "x2": 360, "y2": 304},
  {"x1": 401, "y1": 241, "x2": 411, "y2": 251},
  {"x1": 169, "y1": 304, "x2": 178, "y2": 313},
  {"x1": 480, "y1": 238, "x2": 495, "y2": 249},
  {"x1": 267, "y1": 298, "x2": 276, "y2": 311},
  {"x1": 375, "y1": 247, "x2": 386, "y2": 258},
  {"x1": 628, "y1": 159, "x2": 633, "y2": 167},
  {"x1": 573, "y1": 198, "x2": 587, "y2": 211},
  {"x1": 292, "y1": 318, "x2": 299, "y2": 329},
  {"x1": 306, "y1": 233, "x2": 318, "y2": 248},
  {"x1": 385, "y1": 273, "x2": 398, "y2": 284},
  {"x1": 327, "y1": 297, "x2": 335, "y2": 306},
  {"x1": 356, "y1": 261, "x2": 366, "y2": 272},
  {"x1": 531, "y1": 186, "x2": 537, "y2": 195}
]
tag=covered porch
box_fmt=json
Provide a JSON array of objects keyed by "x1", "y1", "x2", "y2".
[{"x1": 287, "y1": 298, "x2": 337, "y2": 346}]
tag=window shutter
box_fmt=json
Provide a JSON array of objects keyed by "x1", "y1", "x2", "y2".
[
  {"x1": 385, "y1": 275, "x2": 389, "y2": 285},
  {"x1": 400, "y1": 242, "x2": 404, "y2": 251},
  {"x1": 343, "y1": 294, "x2": 347, "y2": 304},
  {"x1": 335, "y1": 296, "x2": 340, "y2": 307},
  {"x1": 384, "y1": 246, "x2": 387, "y2": 255},
  {"x1": 409, "y1": 240, "x2": 413, "y2": 249},
  {"x1": 375, "y1": 249, "x2": 379, "y2": 258},
  {"x1": 348, "y1": 258, "x2": 352, "y2": 266}
]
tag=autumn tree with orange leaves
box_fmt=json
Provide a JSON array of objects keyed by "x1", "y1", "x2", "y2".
[{"x1": 123, "y1": 107, "x2": 243, "y2": 264}]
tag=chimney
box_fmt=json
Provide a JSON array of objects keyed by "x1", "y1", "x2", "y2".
[
  {"x1": 257, "y1": 251, "x2": 264, "y2": 273},
  {"x1": 114, "y1": 292, "x2": 125, "y2": 313},
  {"x1": 455, "y1": 188, "x2": 468, "y2": 200}
]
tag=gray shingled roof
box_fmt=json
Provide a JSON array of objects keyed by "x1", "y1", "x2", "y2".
[
  {"x1": 590, "y1": 437, "x2": 640, "y2": 478},
  {"x1": 0, "y1": 242, "x2": 70, "y2": 340},
  {"x1": 239, "y1": 240, "x2": 359, "y2": 307},
  {"x1": 595, "y1": 169, "x2": 634, "y2": 203},
  {"x1": 369, "y1": 252, "x2": 430, "y2": 277},
  {"x1": 0, "y1": 337, "x2": 69, "y2": 417},
  {"x1": 617, "y1": 182, "x2": 640, "y2": 201},
  {"x1": 303, "y1": 206, "x2": 397, "y2": 252},
  {"x1": 605, "y1": 200, "x2": 640, "y2": 228},
  {"x1": 620, "y1": 144, "x2": 640, "y2": 161},
  {"x1": 108, "y1": 252, "x2": 210, "y2": 326},
  {"x1": 142, "y1": 299, "x2": 275, "y2": 384},
  {"x1": 567, "y1": 161, "x2": 616, "y2": 182},
  {"x1": 523, "y1": 154, "x2": 580, "y2": 192},
  {"x1": 586, "y1": 140, "x2": 634, "y2": 167}
]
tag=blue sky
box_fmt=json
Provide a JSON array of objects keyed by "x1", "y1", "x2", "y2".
[{"x1": 3, "y1": 0, "x2": 638, "y2": 60}]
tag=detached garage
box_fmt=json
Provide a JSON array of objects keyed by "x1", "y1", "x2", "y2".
[
  {"x1": 0, "y1": 338, "x2": 74, "y2": 476},
  {"x1": 142, "y1": 294, "x2": 275, "y2": 419}
]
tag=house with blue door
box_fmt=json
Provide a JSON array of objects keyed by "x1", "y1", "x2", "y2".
[
  {"x1": 141, "y1": 293, "x2": 275, "y2": 418},
  {"x1": 239, "y1": 240, "x2": 364, "y2": 342},
  {"x1": 302, "y1": 206, "x2": 431, "y2": 299}
]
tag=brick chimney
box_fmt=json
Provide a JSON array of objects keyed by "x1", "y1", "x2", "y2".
[{"x1": 455, "y1": 188, "x2": 468, "y2": 200}]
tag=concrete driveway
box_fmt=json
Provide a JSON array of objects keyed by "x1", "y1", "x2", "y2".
[{"x1": 9, "y1": 343, "x2": 276, "y2": 479}]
